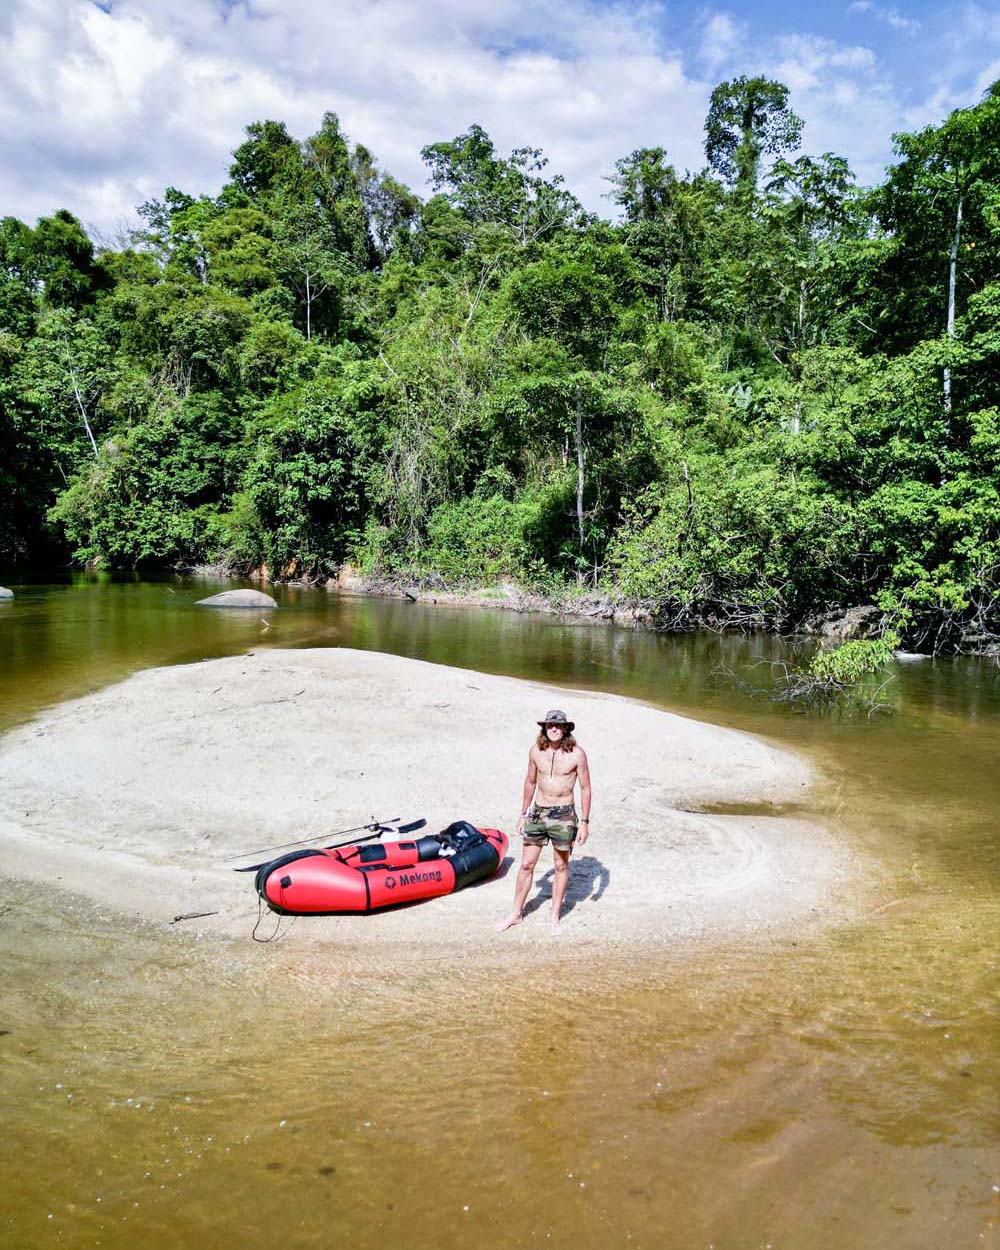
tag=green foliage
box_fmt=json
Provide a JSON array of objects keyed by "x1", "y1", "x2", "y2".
[
  {"x1": 770, "y1": 633, "x2": 900, "y2": 716},
  {"x1": 421, "y1": 124, "x2": 581, "y2": 238},
  {"x1": 808, "y1": 635, "x2": 898, "y2": 684},
  {"x1": 49, "y1": 393, "x2": 243, "y2": 566},
  {"x1": 421, "y1": 494, "x2": 540, "y2": 582},
  {"x1": 223, "y1": 370, "x2": 384, "y2": 573},
  {"x1": 705, "y1": 76, "x2": 803, "y2": 195},
  {"x1": 5, "y1": 91, "x2": 1000, "y2": 655},
  {"x1": 609, "y1": 455, "x2": 854, "y2": 623}
]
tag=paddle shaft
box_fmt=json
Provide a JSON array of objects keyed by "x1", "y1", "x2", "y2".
[
  {"x1": 224, "y1": 818, "x2": 399, "y2": 862},
  {"x1": 232, "y1": 829, "x2": 385, "y2": 874}
]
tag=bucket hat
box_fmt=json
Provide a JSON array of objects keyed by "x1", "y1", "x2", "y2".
[{"x1": 538, "y1": 709, "x2": 575, "y2": 732}]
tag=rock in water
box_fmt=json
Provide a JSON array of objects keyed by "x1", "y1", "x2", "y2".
[
  {"x1": 0, "y1": 587, "x2": 13, "y2": 599},
  {"x1": 196, "y1": 589, "x2": 278, "y2": 609}
]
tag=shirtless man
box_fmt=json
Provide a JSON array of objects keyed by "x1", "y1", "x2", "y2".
[{"x1": 496, "y1": 709, "x2": 591, "y2": 935}]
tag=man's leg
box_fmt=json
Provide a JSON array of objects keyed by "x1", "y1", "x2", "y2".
[
  {"x1": 495, "y1": 842, "x2": 543, "y2": 932},
  {"x1": 550, "y1": 845, "x2": 572, "y2": 934}
]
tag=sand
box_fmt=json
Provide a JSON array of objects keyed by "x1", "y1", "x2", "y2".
[{"x1": 0, "y1": 647, "x2": 854, "y2": 947}]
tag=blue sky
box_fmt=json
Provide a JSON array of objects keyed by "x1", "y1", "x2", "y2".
[{"x1": 1, "y1": 1, "x2": 998, "y2": 237}]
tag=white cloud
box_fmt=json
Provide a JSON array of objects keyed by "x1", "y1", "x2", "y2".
[
  {"x1": 698, "y1": 12, "x2": 746, "y2": 74},
  {"x1": 764, "y1": 33, "x2": 912, "y2": 182},
  {"x1": 885, "y1": 10, "x2": 922, "y2": 36},
  {"x1": 974, "y1": 57, "x2": 1000, "y2": 94},
  {"x1": 0, "y1": 0, "x2": 989, "y2": 233},
  {"x1": 0, "y1": 0, "x2": 713, "y2": 231},
  {"x1": 848, "y1": 2, "x2": 921, "y2": 37}
]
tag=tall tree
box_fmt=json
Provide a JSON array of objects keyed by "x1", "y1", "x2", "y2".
[
  {"x1": 421, "y1": 124, "x2": 580, "y2": 240},
  {"x1": 608, "y1": 149, "x2": 718, "y2": 321},
  {"x1": 137, "y1": 189, "x2": 219, "y2": 283},
  {"x1": 705, "y1": 76, "x2": 803, "y2": 199},
  {"x1": 303, "y1": 112, "x2": 369, "y2": 269},
  {"x1": 755, "y1": 153, "x2": 857, "y2": 373},
  {"x1": 350, "y1": 145, "x2": 420, "y2": 265},
  {"x1": 870, "y1": 83, "x2": 1000, "y2": 406},
  {"x1": 228, "y1": 120, "x2": 305, "y2": 203}
]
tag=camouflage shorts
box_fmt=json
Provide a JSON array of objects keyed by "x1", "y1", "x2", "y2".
[{"x1": 523, "y1": 803, "x2": 578, "y2": 852}]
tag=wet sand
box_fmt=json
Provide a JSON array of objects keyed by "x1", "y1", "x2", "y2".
[{"x1": 0, "y1": 648, "x2": 854, "y2": 946}]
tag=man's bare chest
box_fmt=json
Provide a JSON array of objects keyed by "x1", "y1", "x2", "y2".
[{"x1": 535, "y1": 749, "x2": 577, "y2": 782}]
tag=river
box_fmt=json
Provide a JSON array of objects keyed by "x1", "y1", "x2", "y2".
[{"x1": 1, "y1": 572, "x2": 998, "y2": 1249}]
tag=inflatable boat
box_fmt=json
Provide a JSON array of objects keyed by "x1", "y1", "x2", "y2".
[{"x1": 254, "y1": 821, "x2": 508, "y2": 914}]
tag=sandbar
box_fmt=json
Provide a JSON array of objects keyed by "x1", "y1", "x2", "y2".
[{"x1": 0, "y1": 648, "x2": 853, "y2": 947}]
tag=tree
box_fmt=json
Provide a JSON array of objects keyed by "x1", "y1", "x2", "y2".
[
  {"x1": 505, "y1": 247, "x2": 632, "y2": 575},
  {"x1": 303, "y1": 112, "x2": 369, "y2": 269},
  {"x1": 608, "y1": 147, "x2": 678, "y2": 224},
  {"x1": 0, "y1": 216, "x2": 38, "y2": 334},
  {"x1": 705, "y1": 76, "x2": 803, "y2": 199},
  {"x1": 228, "y1": 120, "x2": 305, "y2": 203},
  {"x1": 273, "y1": 204, "x2": 344, "y2": 340},
  {"x1": 20, "y1": 309, "x2": 110, "y2": 458},
  {"x1": 137, "y1": 189, "x2": 219, "y2": 282},
  {"x1": 351, "y1": 144, "x2": 421, "y2": 265},
  {"x1": 201, "y1": 206, "x2": 277, "y2": 298},
  {"x1": 421, "y1": 124, "x2": 522, "y2": 227},
  {"x1": 753, "y1": 153, "x2": 857, "y2": 377},
  {"x1": 870, "y1": 84, "x2": 1000, "y2": 408},
  {"x1": 608, "y1": 150, "x2": 719, "y2": 321},
  {"x1": 421, "y1": 124, "x2": 580, "y2": 239}
]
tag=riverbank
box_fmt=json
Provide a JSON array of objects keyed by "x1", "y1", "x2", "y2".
[
  {"x1": 0, "y1": 647, "x2": 856, "y2": 949},
  {"x1": 330, "y1": 566, "x2": 656, "y2": 630},
  {"x1": 328, "y1": 567, "x2": 999, "y2": 655}
]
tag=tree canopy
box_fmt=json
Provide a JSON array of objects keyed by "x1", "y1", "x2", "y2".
[{"x1": 5, "y1": 87, "x2": 1000, "y2": 654}]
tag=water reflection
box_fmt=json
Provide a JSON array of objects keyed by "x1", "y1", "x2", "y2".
[{"x1": 5, "y1": 572, "x2": 997, "y2": 881}]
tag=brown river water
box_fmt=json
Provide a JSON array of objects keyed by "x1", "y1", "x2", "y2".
[{"x1": 1, "y1": 574, "x2": 998, "y2": 1250}]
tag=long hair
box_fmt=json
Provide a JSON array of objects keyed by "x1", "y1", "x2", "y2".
[{"x1": 536, "y1": 729, "x2": 577, "y2": 753}]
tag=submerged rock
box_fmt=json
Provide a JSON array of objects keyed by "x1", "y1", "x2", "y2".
[
  {"x1": 196, "y1": 589, "x2": 278, "y2": 609},
  {"x1": 0, "y1": 587, "x2": 13, "y2": 599}
]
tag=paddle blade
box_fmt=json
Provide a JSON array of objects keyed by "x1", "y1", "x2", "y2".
[{"x1": 397, "y1": 818, "x2": 427, "y2": 834}]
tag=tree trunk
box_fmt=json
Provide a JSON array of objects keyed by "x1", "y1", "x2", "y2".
[
  {"x1": 305, "y1": 271, "x2": 312, "y2": 341},
  {"x1": 797, "y1": 279, "x2": 806, "y2": 353},
  {"x1": 943, "y1": 192, "x2": 963, "y2": 414},
  {"x1": 68, "y1": 362, "x2": 99, "y2": 457},
  {"x1": 575, "y1": 403, "x2": 585, "y2": 557}
]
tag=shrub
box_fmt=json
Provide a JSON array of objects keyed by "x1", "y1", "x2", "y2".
[{"x1": 422, "y1": 494, "x2": 539, "y2": 582}]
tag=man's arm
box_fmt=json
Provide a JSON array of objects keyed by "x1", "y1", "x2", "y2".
[
  {"x1": 576, "y1": 747, "x2": 591, "y2": 845},
  {"x1": 516, "y1": 752, "x2": 538, "y2": 834}
]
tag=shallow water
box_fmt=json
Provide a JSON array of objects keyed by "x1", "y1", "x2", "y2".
[{"x1": 1, "y1": 573, "x2": 998, "y2": 1249}]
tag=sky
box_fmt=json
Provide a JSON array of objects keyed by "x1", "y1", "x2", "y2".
[{"x1": 2, "y1": 0, "x2": 999, "y2": 238}]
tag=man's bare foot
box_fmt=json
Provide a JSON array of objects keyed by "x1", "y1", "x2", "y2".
[
  {"x1": 550, "y1": 915, "x2": 562, "y2": 936},
  {"x1": 495, "y1": 913, "x2": 523, "y2": 933}
]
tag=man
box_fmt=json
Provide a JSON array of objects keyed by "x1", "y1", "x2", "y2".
[{"x1": 496, "y1": 709, "x2": 591, "y2": 935}]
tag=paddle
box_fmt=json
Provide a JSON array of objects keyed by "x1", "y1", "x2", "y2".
[{"x1": 229, "y1": 817, "x2": 427, "y2": 873}]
